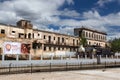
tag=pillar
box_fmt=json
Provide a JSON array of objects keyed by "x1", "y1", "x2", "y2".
[
  {"x1": 40, "y1": 55, "x2": 43, "y2": 60},
  {"x1": 16, "y1": 54, "x2": 19, "y2": 61},
  {"x1": 77, "y1": 55, "x2": 79, "y2": 60},
  {"x1": 85, "y1": 55, "x2": 87, "y2": 59},
  {"x1": 2, "y1": 54, "x2": 5, "y2": 61},
  {"x1": 29, "y1": 54, "x2": 32, "y2": 61}
]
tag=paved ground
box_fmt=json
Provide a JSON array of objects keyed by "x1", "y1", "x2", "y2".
[{"x1": 0, "y1": 68, "x2": 120, "y2": 80}]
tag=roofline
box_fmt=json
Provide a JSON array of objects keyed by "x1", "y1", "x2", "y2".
[
  {"x1": 74, "y1": 27, "x2": 107, "y2": 35},
  {"x1": 33, "y1": 29, "x2": 79, "y2": 38},
  {"x1": 0, "y1": 23, "x2": 79, "y2": 38}
]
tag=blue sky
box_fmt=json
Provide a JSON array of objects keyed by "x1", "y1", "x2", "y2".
[{"x1": 0, "y1": 0, "x2": 120, "y2": 40}]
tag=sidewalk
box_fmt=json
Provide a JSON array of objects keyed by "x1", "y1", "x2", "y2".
[{"x1": 0, "y1": 68, "x2": 120, "y2": 80}]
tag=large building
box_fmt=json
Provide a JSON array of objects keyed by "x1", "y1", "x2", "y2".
[
  {"x1": 0, "y1": 20, "x2": 79, "y2": 55},
  {"x1": 74, "y1": 27, "x2": 107, "y2": 47}
]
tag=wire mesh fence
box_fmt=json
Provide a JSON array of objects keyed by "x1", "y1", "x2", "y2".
[{"x1": 0, "y1": 61, "x2": 120, "y2": 75}]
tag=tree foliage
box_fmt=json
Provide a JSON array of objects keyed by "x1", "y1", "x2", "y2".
[
  {"x1": 79, "y1": 37, "x2": 87, "y2": 47},
  {"x1": 110, "y1": 38, "x2": 120, "y2": 52}
]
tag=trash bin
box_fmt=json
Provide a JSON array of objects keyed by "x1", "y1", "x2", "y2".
[{"x1": 97, "y1": 55, "x2": 101, "y2": 64}]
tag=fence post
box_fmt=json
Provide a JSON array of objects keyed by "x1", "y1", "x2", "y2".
[
  {"x1": 16, "y1": 54, "x2": 19, "y2": 61},
  {"x1": 93, "y1": 62, "x2": 95, "y2": 69},
  {"x1": 9, "y1": 63, "x2": 12, "y2": 73},
  {"x1": 80, "y1": 62, "x2": 82, "y2": 69},
  {"x1": 114, "y1": 61, "x2": 116, "y2": 66},
  {"x1": 105, "y1": 61, "x2": 107, "y2": 69},
  {"x1": 2, "y1": 54, "x2": 5, "y2": 61},
  {"x1": 31, "y1": 63, "x2": 32, "y2": 74},
  {"x1": 66, "y1": 62, "x2": 68, "y2": 71},
  {"x1": 50, "y1": 63, "x2": 52, "y2": 72}
]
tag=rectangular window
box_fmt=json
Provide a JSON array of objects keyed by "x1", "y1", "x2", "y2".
[
  {"x1": 58, "y1": 37, "x2": 60, "y2": 44},
  {"x1": 58, "y1": 47, "x2": 60, "y2": 50},
  {"x1": 44, "y1": 35, "x2": 46, "y2": 39},
  {"x1": 1, "y1": 29, "x2": 5, "y2": 34},
  {"x1": 73, "y1": 39, "x2": 75, "y2": 45},
  {"x1": 62, "y1": 38, "x2": 64, "y2": 43},
  {"x1": 18, "y1": 33, "x2": 24, "y2": 38},
  {"x1": 24, "y1": 34, "x2": 27, "y2": 38},
  {"x1": 44, "y1": 46, "x2": 46, "y2": 51},
  {"x1": 49, "y1": 47, "x2": 51, "y2": 51},
  {"x1": 54, "y1": 37, "x2": 55, "y2": 40},
  {"x1": 54, "y1": 47, "x2": 56, "y2": 51},
  {"x1": 33, "y1": 33, "x2": 34, "y2": 38},
  {"x1": 62, "y1": 47, "x2": 64, "y2": 50},
  {"x1": 12, "y1": 31, "x2": 15, "y2": 33},
  {"x1": 48, "y1": 36, "x2": 51, "y2": 43}
]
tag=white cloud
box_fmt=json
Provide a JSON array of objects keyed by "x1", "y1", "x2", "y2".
[
  {"x1": 97, "y1": 0, "x2": 120, "y2": 7},
  {"x1": 0, "y1": 0, "x2": 120, "y2": 39},
  {"x1": 97, "y1": 0, "x2": 113, "y2": 7},
  {"x1": 0, "y1": 0, "x2": 74, "y2": 23},
  {"x1": 83, "y1": 10, "x2": 101, "y2": 19},
  {"x1": 66, "y1": 0, "x2": 74, "y2": 5},
  {"x1": 59, "y1": 8, "x2": 80, "y2": 18}
]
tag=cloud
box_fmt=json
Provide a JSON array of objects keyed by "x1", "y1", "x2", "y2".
[
  {"x1": 97, "y1": 0, "x2": 114, "y2": 7},
  {"x1": 0, "y1": 0, "x2": 74, "y2": 23},
  {"x1": 0, "y1": 0, "x2": 120, "y2": 39},
  {"x1": 59, "y1": 8, "x2": 80, "y2": 18},
  {"x1": 97, "y1": 0, "x2": 120, "y2": 7},
  {"x1": 83, "y1": 10, "x2": 101, "y2": 19}
]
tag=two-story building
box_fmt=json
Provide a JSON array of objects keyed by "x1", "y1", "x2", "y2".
[
  {"x1": 0, "y1": 20, "x2": 79, "y2": 55},
  {"x1": 74, "y1": 27, "x2": 107, "y2": 47}
]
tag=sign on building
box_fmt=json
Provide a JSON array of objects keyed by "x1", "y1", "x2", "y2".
[
  {"x1": 3, "y1": 42, "x2": 21, "y2": 54},
  {"x1": 21, "y1": 43, "x2": 31, "y2": 54}
]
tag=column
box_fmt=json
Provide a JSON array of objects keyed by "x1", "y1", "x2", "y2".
[
  {"x1": 60, "y1": 55, "x2": 63, "y2": 60},
  {"x1": 92, "y1": 54, "x2": 94, "y2": 59},
  {"x1": 106, "y1": 55, "x2": 108, "y2": 59},
  {"x1": 51, "y1": 55, "x2": 53, "y2": 60},
  {"x1": 16, "y1": 54, "x2": 19, "y2": 61},
  {"x1": 85, "y1": 55, "x2": 87, "y2": 59},
  {"x1": 40, "y1": 55, "x2": 43, "y2": 60},
  {"x1": 29, "y1": 54, "x2": 32, "y2": 61},
  {"x1": 69, "y1": 55, "x2": 71, "y2": 60},
  {"x1": 2, "y1": 54, "x2": 5, "y2": 61},
  {"x1": 77, "y1": 55, "x2": 79, "y2": 60}
]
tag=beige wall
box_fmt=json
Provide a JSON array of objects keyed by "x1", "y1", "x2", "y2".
[
  {"x1": 83, "y1": 30, "x2": 106, "y2": 47},
  {"x1": 0, "y1": 24, "x2": 79, "y2": 55}
]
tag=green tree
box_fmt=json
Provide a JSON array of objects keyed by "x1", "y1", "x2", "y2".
[
  {"x1": 79, "y1": 33, "x2": 87, "y2": 47},
  {"x1": 79, "y1": 37, "x2": 87, "y2": 47},
  {"x1": 110, "y1": 38, "x2": 120, "y2": 52}
]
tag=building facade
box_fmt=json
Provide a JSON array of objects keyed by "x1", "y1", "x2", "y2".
[
  {"x1": 0, "y1": 20, "x2": 79, "y2": 55},
  {"x1": 74, "y1": 27, "x2": 107, "y2": 47}
]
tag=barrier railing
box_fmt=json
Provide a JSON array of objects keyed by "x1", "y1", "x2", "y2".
[{"x1": 0, "y1": 61, "x2": 119, "y2": 75}]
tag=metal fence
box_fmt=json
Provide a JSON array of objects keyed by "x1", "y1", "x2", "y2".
[{"x1": 0, "y1": 61, "x2": 120, "y2": 75}]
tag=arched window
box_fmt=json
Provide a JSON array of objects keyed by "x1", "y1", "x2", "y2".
[{"x1": 28, "y1": 33, "x2": 31, "y2": 39}]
